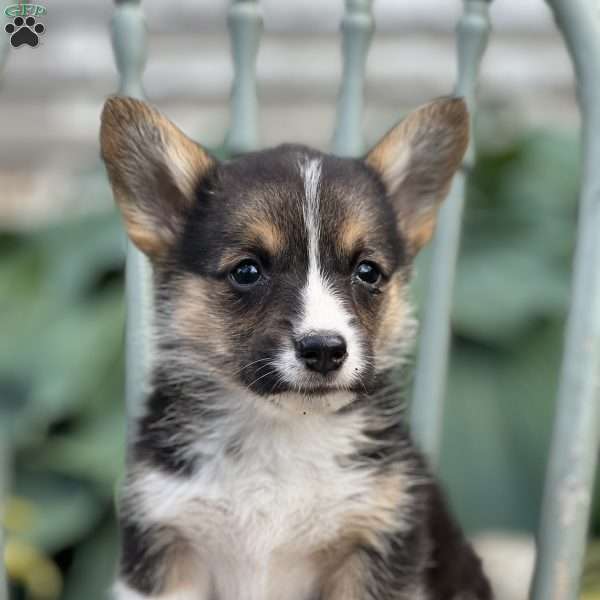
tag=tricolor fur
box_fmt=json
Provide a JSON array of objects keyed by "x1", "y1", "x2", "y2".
[{"x1": 101, "y1": 96, "x2": 492, "y2": 600}]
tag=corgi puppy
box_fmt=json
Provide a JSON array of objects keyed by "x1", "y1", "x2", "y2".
[{"x1": 101, "y1": 96, "x2": 492, "y2": 600}]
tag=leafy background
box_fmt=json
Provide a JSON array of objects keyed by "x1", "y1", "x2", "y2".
[{"x1": 1, "y1": 125, "x2": 599, "y2": 598}]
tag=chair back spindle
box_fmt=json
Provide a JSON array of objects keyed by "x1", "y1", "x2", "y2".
[
  {"x1": 531, "y1": 2, "x2": 600, "y2": 599},
  {"x1": 332, "y1": 0, "x2": 374, "y2": 157},
  {"x1": 110, "y1": 0, "x2": 154, "y2": 424},
  {"x1": 224, "y1": 0, "x2": 263, "y2": 155},
  {"x1": 410, "y1": 0, "x2": 491, "y2": 465}
]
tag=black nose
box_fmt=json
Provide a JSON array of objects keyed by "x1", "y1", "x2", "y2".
[{"x1": 295, "y1": 334, "x2": 347, "y2": 375}]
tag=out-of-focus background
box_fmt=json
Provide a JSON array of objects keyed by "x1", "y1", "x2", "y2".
[{"x1": 1, "y1": 1, "x2": 598, "y2": 599}]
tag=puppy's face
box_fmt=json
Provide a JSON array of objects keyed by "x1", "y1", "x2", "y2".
[{"x1": 101, "y1": 97, "x2": 468, "y2": 411}]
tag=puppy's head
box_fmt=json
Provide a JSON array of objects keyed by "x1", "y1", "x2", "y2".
[{"x1": 101, "y1": 97, "x2": 468, "y2": 412}]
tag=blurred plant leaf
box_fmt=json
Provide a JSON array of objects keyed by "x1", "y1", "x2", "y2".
[
  {"x1": 11, "y1": 470, "x2": 104, "y2": 554},
  {"x1": 61, "y1": 515, "x2": 119, "y2": 600},
  {"x1": 440, "y1": 319, "x2": 563, "y2": 533},
  {"x1": 452, "y1": 240, "x2": 568, "y2": 346},
  {"x1": 0, "y1": 214, "x2": 125, "y2": 448},
  {"x1": 32, "y1": 409, "x2": 126, "y2": 497}
]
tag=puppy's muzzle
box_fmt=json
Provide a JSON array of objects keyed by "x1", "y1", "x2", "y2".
[{"x1": 295, "y1": 333, "x2": 347, "y2": 375}]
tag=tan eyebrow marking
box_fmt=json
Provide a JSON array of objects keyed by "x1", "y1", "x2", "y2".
[
  {"x1": 217, "y1": 219, "x2": 285, "y2": 271},
  {"x1": 336, "y1": 214, "x2": 395, "y2": 276},
  {"x1": 338, "y1": 214, "x2": 371, "y2": 256},
  {"x1": 246, "y1": 220, "x2": 284, "y2": 256}
]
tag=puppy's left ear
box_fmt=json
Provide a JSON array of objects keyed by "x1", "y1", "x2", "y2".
[
  {"x1": 100, "y1": 96, "x2": 215, "y2": 259},
  {"x1": 366, "y1": 97, "x2": 469, "y2": 254}
]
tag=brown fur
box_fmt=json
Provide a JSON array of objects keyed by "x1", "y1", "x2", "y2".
[
  {"x1": 100, "y1": 96, "x2": 214, "y2": 258},
  {"x1": 321, "y1": 554, "x2": 370, "y2": 600},
  {"x1": 171, "y1": 277, "x2": 231, "y2": 365},
  {"x1": 366, "y1": 97, "x2": 469, "y2": 253}
]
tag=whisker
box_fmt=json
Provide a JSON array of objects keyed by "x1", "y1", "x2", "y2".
[
  {"x1": 232, "y1": 357, "x2": 272, "y2": 377},
  {"x1": 247, "y1": 367, "x2": 278, "y2": 389}
]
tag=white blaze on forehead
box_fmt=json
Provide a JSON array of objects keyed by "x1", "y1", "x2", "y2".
[
  {"x1": 298, "y1": 157, "x2": 330, "y2": 331},
  {"x1": 298, "y1": 156, "x2": 352, "y2": 334},
  {"x1": 301, "y1": 157, "x2": 322, "y2": 266},
  {"x1": 274, "y1": 156, "x2": 363, "y2": 389}
]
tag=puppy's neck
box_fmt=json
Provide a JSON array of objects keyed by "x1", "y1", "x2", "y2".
[{"x1": 132, "y1": 363, "x2": 404, "y2": 475}]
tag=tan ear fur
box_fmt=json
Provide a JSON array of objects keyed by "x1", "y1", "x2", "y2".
[
  {"x1": 366, "y1": 97, "x2": 469, "y2": 253},
  {"x1": 100, "y1": 96, "x2": 215, "y2": 258}
]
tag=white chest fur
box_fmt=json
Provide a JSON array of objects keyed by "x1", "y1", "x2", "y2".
[{"x1": 127, "y1": 399, "x2": 405, "y2": 600}]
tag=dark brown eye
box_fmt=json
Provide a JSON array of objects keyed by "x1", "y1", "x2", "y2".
[
  {"x1": 231, "y1": 260, "x2": 261, "y2": 287},
  {"x1": 355, "y1": 261, "x2": 381, "y2": 285}
]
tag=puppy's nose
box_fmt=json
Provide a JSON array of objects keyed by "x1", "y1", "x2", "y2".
[{"x1": 295, "y1": 334, "x2": 347, "y2": 375}]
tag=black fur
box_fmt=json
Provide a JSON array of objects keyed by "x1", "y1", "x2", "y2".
[
  {"x1": 119, "y1": 518, "x2": 178, "y2": 596},
  {"x1": 426, "y1": 486, "x2": 493, "y2": 599},
  {"x1": 133, "y1": 383, "x2": 198, "y2": 476}
]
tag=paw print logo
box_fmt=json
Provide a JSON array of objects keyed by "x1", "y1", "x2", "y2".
[{"x1": 5, "y1": 16, "x2": 45, "y2": 48}]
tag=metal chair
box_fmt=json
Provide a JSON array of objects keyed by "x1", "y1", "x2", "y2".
[{"x1": 108, "y1": 2, "x2": 600, "y2": 599}]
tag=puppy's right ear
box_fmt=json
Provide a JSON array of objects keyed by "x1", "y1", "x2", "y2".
[{"x1": 100, "y1": 96, "x2": 215, "y2": 259}]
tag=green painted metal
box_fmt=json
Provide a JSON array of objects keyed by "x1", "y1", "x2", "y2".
[
  {"x1": 410, "y1": 0, "x2": 491, "y2": 465},
  {"x1": 332, "y1": 0, "x2": 374, "y2": 157},
  {"x1": 224, "y1": 0, "x2": 263, "y2": 155},
  {"x1": 530, "y1": 2, "x2": 600, "y2": 599},
  {"x1": 112, "y1": 0, "x2": 147, "y2": 99},
  {"x1": 110, "y1": 0, "x2": 154, "y2": 422}
]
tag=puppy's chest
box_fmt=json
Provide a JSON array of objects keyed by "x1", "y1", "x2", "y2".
[
  {"x1": 156, "y1": 430, "x2": 372, "y2": 554},
  {"x1": 136, "y1": 412, "x2": 377, "y2": 568},
  {"x1": 133, "y1": 414, "x2": 391, "y2": 598},
  {"x1": 198, "y1": 443, "x2": 366, "y2": 553}
]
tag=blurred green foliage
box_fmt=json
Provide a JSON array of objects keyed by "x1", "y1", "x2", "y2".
[
  {"x1": 1, "y1": 127, "x2": 598, "y2": 599},
  {"x1": 1, "y1": 213, "x2": 126, "y2": 600}
]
